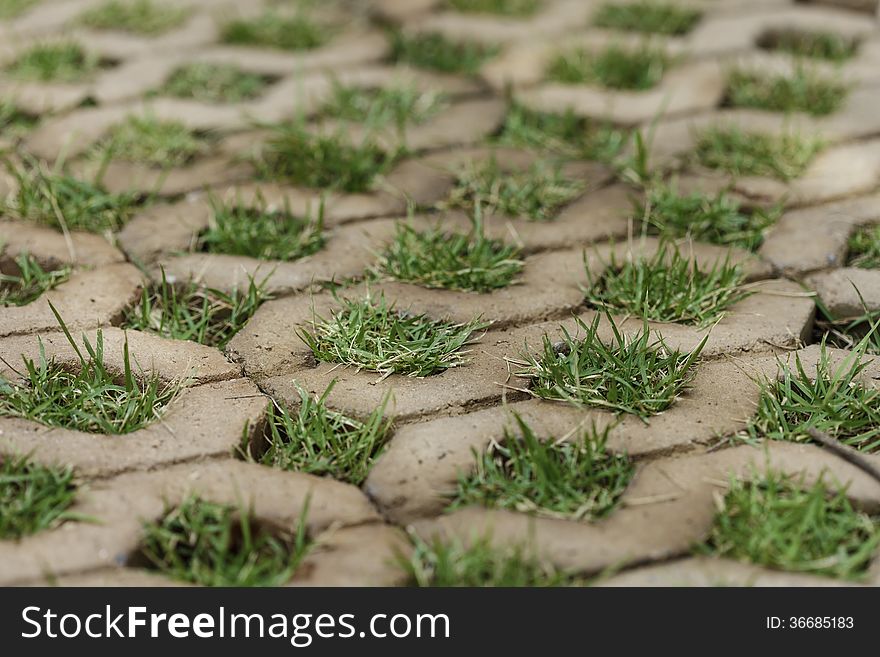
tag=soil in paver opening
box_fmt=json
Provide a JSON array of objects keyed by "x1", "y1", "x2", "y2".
[
  {"x1": 221, "y1": 11, "x2": 333, "y2": 52},
  {"x1": 757, "y1": 28, "x2": 860, "y2": 62},
  {"x1": 389, "y1": 31, "x2": 500, "y2": 75},
  {"x1": 77, "y1": 0, "x2": 191, "y2": 36},
  {"x1": 694, "y1": 126, "x2": 823, "y2": 181},
  {"x1": 0, "y1": 253, "x2": 71, "y2": 306},
  {"x1": 0, "y1": 455, "x2": 79, "y2": 540},
  {"x1": 322, "y1": 84, "x2": 449, "y2": 131},
  {"x1": 0, "y1": 101, "x2": 38, "y2": 138},
  {"x1": 546, "y1": 44, "x2": 670, "y2": 90},
  {"x1": 446, "y1": 0, "x2": 541, "y2": 18},
  {"x1": 160, "y1": 64, "x2": 274, "y2": 104},
  {"x1": 4, "y1": 41, "x2": 115, "y2": 83},
  {"x1": 723, "y1": 67, "x2": 847, "y2": 117},
  {"x1": 592, "y1": 1, "x2": 703, "y2": 36},
  {"x1": 94, "y1": 115, "x2": 213, "y2": 168}
]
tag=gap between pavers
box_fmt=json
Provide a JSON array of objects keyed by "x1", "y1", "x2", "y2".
[{"x1": 0, "y1": 460, "x2": 408, "y2": 586}]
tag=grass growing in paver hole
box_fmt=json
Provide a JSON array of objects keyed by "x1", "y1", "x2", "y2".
[
  {"x1": 725, "y1": 67, "x2": 846, "y2": 117},
  {"x1": 389, "y1": 31, "x2": 499, "y2": 75},
  {"x1": 593, "y1": 1, "x2": 702, "y2": 36},
  {"x1": 123, "y1": 272, "x2": 268, "y2": 349},
  {"x1": 4, "y1": 42, "x2": 103, "y2": 83},
  {"x1": 698, "y1": 472, "x2": 880, "y2": 580},
  {"x1": 375, "y1": 213, "x2": 524, "y2": 293},
  {"x1": 0, "y1": 253, "x2": 71, "y2": 306},
  {"x1": 402, "y1": 535, "x2": 580, "y2": 586},
  {"x1": 846, "y1": 224, "x2": 880, "y2": 269},
  {"x1": 447, "y1": 0, "x2": 539, "y2": 16},
  {"x1": 546, "y1": 44, "x2": 670, "y2": 90},
  {"x1": 642, "y1": 185, "x2": 780, "y2": 251},
  {"x1": 96, "y1": 115, "x2": 211, "y2": 168},
  {"x1": 512, "y1": 313, "x2": 706, "y2": 417},
  {"x1": 450, "y1": 415, "x2": 633, "y2": 520},
  {"x1": 0, "y1": 309, "x2": 177, "y2": 434},
  {"x1": 254, "y1": 123, "x2": 395, "y2": 193},
  {"x1": 494, "y1": 104, "x2": 627, "y2": 163},
  {"x1": 199, "y1": 195, "x2": 324, "y2": 262},
  {"x1": 323, "y1": 83, "x2": 448, "y2": 132},
  {"x1": 0, "y1": 455, "x2": 80, "y2": 539},
  {"x1": 0, "y1": 158, "x2": 141, "y2": 235},
  {"x1": 695, "y1": 126, "x2": 823, "y2": 181},
  {"x1": 0, "y1": 100, "x2": 37, "y2": 137},
  {"x1": 747, "y1": 335, "x2": 880, "y2": 453},
  {"x1": 139, "y1": 495, "x2": 310, "y2": 587},
  {"x1": 758, "y1": 29, "x2": 860, "y2": 63},
  {"x1": 815, "y1": 295, "x2": 880, "y2": 357},
  {"x1": 161, "y1": 64, "x2": 271, "y2": 104},
  {"x1": 78, "y1": 0, "x2": 190, "y2": 36},
  {"x1": 255, "y1": 382, "x2": 391, "y2": 486},
  {"x1": 444, "y1": 158, "x2": 584, "y2": 222},
  {"x1": 584, "y1": 241, "x2": 752, "y2": 326},
  {"x1": 298, "y1": 293, "x2": 488, "y2": 378},
  {"x1": 0, "y1": 0, "x2": 39, "y2": 19},
  {"x1": 221, "y1": 11, "x2": 331, "y2": 51}
]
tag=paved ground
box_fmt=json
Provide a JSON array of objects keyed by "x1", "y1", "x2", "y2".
[{"x1": 2, "y1": 0, "x2": 880, "y2": 586}]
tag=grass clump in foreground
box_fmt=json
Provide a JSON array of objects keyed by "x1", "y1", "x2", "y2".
[
  {"x1": 0, "y1": 159, "x2": 140, "y2": 235},
  {"x1": 323, "y1": 84, "x2": 447, "y2": 133},
  {"x1": 78, "y1": 0, "x2": 190, "y2": 35},
  {"x1": 256, "y1": 382, "x2": 391, "y2": 485},
  {"x1": 642, "y1": 185, "x2": 780, "y2": 251},
  {"x1": 593, "y1": 1, "x2": 701, "y2": 36},
  {"x1": 389, "y1": 31, "x2": 499, "y2": 75},
  {"x1": 747, "y1": 336, "x2": 880, "y2": 453},
  {"x1": 5, "y1": 42, "x2": 101, "y2": 83},
  {"x1": 444, "y1": 158, "x2": 584, "y2": 222},
  {"x1": 375, "y1": 213, "x2": 524, "y2": 293},
  {"x1": 695, "y1": 126, "x2": 822, "y2": 181},
  {"x1": 725, "y1": 67, "x2": 846, "y2": 117},
  {"x1": 0, "y1": 311, "x2": 177, "y2": 434},
  {"x1": 140, "y1": 495, "x2": 310, "y2": 587},
  {"x1": 97, "y1": 115, "x2": 210, "y2": 168},
  {"x1": 447, "y1": 0, "x2": 539, "y2": 16},
  {"x1": 123, "y1": 273, "x2": 268, "y2": 349},
  {"x1": 200, "y1": 195, "x2": 324, "y2": 262},
  {"x1": 161, "y1": 63, "x2": 269, "y2": 104},
  {"x1": 451, "y1": 415, "x2": 633, "y2": 520},
  {"x1": 0, "y1": 455, "x2": 80, "y2": 539},
  {"x1": 254, "y1": 124, "x2": 394, "y2": 193},
  {"x1": 758, "y1": 29, "x2": 859, "y2": 63},
  {"x1": 0, "y1": 253, "x2": 71, "y2": 306},
  {"x1": 298, "y1": 293, "x2": 487, "y2": 378},
  {"x1": 546, "y1": 44, "x2": 670, "y2": 90},
  {"x1": 513, "y1": 313, "x2": 706, "y2": 417},
  {"x1": 584, "y1": 241, "x2": 752, "y2": 326},
  {"x1": 221, "y1": 11, "x2": 330, "y2": 51},
  {"x1": 699, "y1": 472, "x2": 880, "y2": 580},
  {"x1": 846, "y1": 225, "x2": 880, "y2": 269},
  {"x1": 402, "y1": 535, "x2": 579, "y2": 586},
  {"x1": 494, "y1": 104, "x2": 626, "y2": 163}
]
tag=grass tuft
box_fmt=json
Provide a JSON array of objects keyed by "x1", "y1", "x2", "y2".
[
  {"x1": 447, "y1": 0, "x2": 539, "y2": 16},
  {"x1": 758, "y1": 29, "x2": 859, "y2": 63},
  {"x1": 323, "y1": 83, "x2": 447, "y2": 133},
  {"x1": 451, "y1": 414, "x2": 633, "y2": 520},
  {"x1": 695, "y1": 126, "x2": 823, "y2": 181},
  {"x1": 78, "y1": 0, "x2": 190, "y2": 36},
  {"x1": 5, "y1": 41, "x2": 101, "y2": 83},
  {"x1": 97, "y1": 115, "x2": 210, "y2": 168},
  {"x1": 0, "y1": 253, "x2": 71, "y2": 306},
  {"x1": 298, "y1": 292, "x2": 487, "y2": 378},
  {"x1": 140, "y1": 495, "x2": 310, "y2": 587},
  {"x1": 161, "y1": 63, "x2": 270, "y2": 104},
  {"x1": 0, "y1": 455, "x2": 79, "y2": 539},
  {"x1": 546, "y1": 44, "x2": 670, "y2": 90},
  {"x1": 389, "y1": 31, "x2": 499, "y2": 75},
  {"x1": 221, "y1": 11, "x2": 330, "y2": 51},
  {"x1": 699, "y1": 471, "x2": 880, "y2": 580},
  {"x1": 444, "y1": 157, "x2": 584, "y2": 222},
  {"x1": 584, "y1": 241, "x2": 752, "y2": 326},
  {"x1": 513, "y1": 313, "x2": 706, "y2": 417},
  {"x1": 725, "y1": 67, "x2": 846, "y2": 116},
  {"x1": 593, "y1": 1, "x2": 701, "y2": 35},
  {"x1": 846, "y1": 225, "x2": 880, "y2": 269}
]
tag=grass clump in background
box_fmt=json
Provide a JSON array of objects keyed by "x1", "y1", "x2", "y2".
[
  {"x1": 124, "y1": 272, "x2": 268, "y2": 349},
  {"x1": 140, "y1": 495, "x2": 310, "y2": 587},
  {"x1": 758, "y1": 29, "x2": 859, "y2": 63},
  {"x1": 444, "y1": 158, "x2": 583, "y2": 222},
  {"x1": 546, "y1": 44, "x2": 670, "y2": 90},
  {"x1": 0, "y1": 455, "x2": 79, "y2": 539},
  {"x1": 695, "y1": 126, "x2": 822, "y2": 181},
  {"x1": 593, "y1": 1, "x2": 701, "y2": 36},
  {"x1": 0, "y1": 253, "x2": 71, "y2": 306},
  {"x1": 699, "y1": 472, "x2": 880, "y2": 580},
  {"x1": 323, "y1": 83, "x2": 447, "y2": 132},
  {"x1": 584, "y1": 241, "x2": 752, "y2": 326},
  {"x1": 161, "y1": 63, "x2": 270, "y2": 104},
  {"x1": 221, "y1": 11, "x2": 330, "y2": 51},
  {"x1": 98, "y1": 115, "x2": 210, "y2": 168},
  {"x1": 447, "y1": 0, "x2": 539, "y2": 16},
  {"x1": 389, "y1": 31, "x2": 499, "y2": 75},
  {"x1": 642, "y1": 185, "x2": 780, "y2": 251},
  {"x1": 846, "y1": 225, "x2": 880, "y2": 269},
  {"x1": 513, "y1": 313, "x2": 706, "y2": 417},
  {"x1": 725, "y1": 67, "x2": 846, "y2": 116},
  {"x1": 78, "y1": 0, "x2": 190, "y2": 35},
  {"x1": 494, "y1": 104, "x2": 626, "y2": 163},
  {"x1": 0, "y1": 0, "x2": 39, "y2": 19},
  {"x1": 299, "y1": 293, "x2": 487, "y2": 378},
  {"x1": 255, "y1": 383, "x2": 390, "y2": 485},
  {"x1": 451, "y1": 415, "x2": 633, "y2": 520},
  {"x1": 200, "y1": 196, "x2": 324, "y2": 262},
  {"x1": 5, "y1": 42, "x2": 101, "y2": 83}
]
